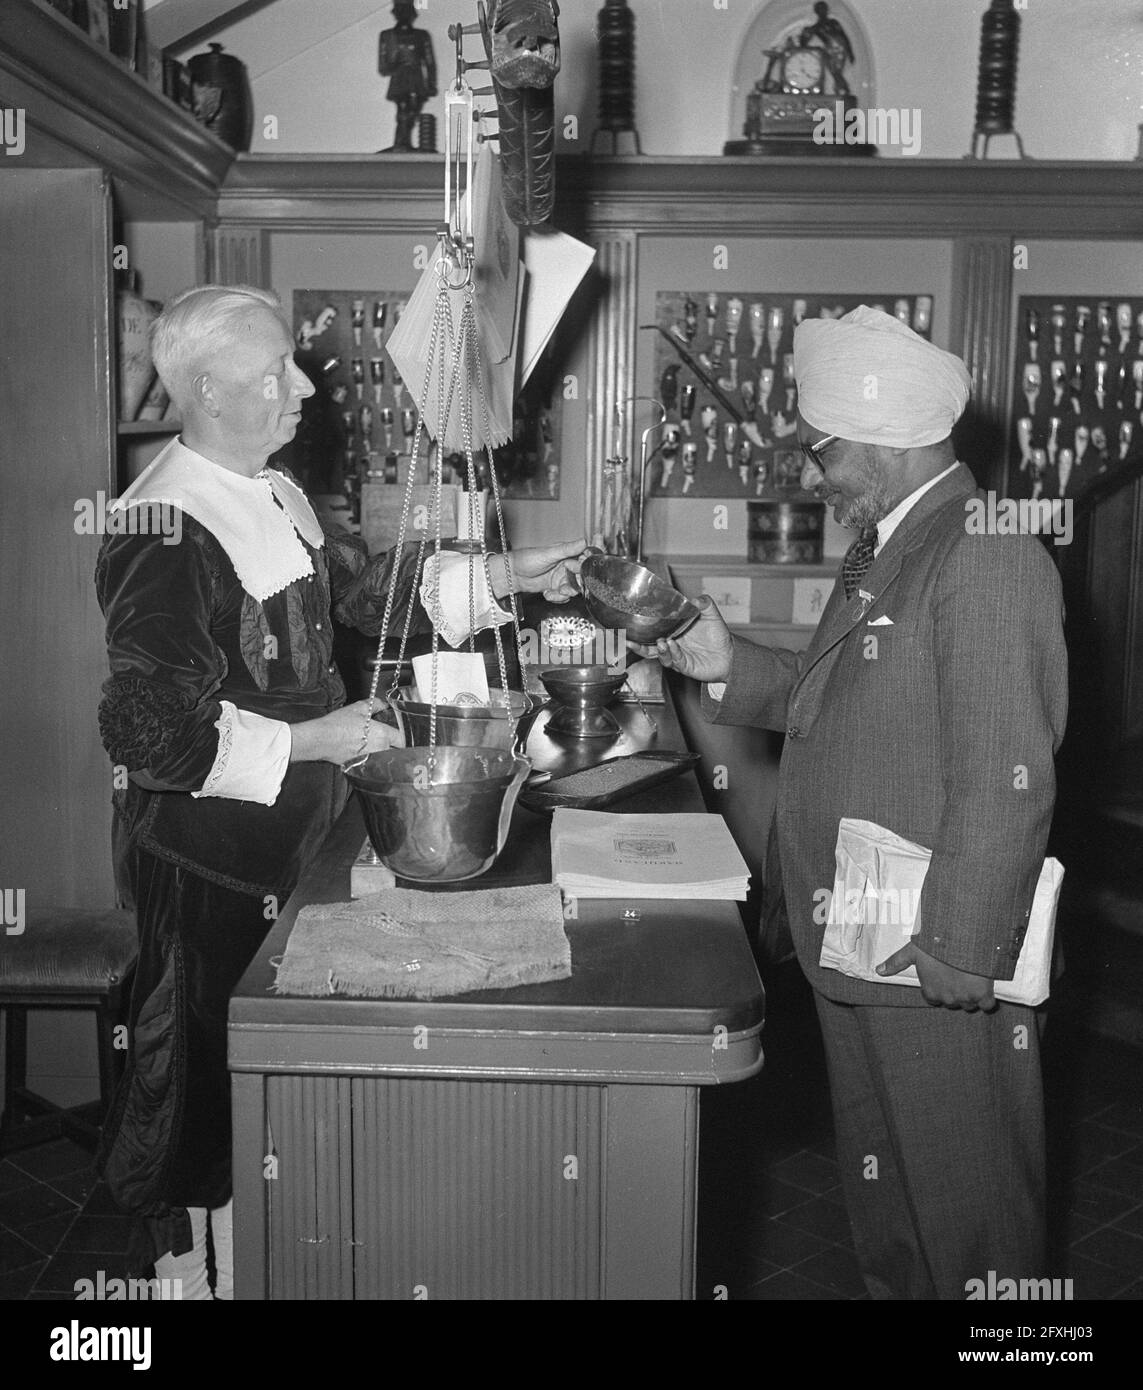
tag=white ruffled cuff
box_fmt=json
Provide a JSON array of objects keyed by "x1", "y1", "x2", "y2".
[
  {"x1": 192, "y1": 701, "x2": 292, "y2": 806},
  {"x1": 419, "y1": 551, "x2": 513, "y2": 649}
]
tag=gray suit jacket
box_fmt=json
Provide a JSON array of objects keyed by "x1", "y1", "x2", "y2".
[{"x1": 703, "y1": 464, "x2": 1068, "y2": 1005}]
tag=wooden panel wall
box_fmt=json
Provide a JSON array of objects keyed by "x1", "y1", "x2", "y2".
[
  {"x1": 0, "y1": 169, "x2": 115, "y2": 908},
  {"x1": 1085, "y1": 481, "x2": 1143, "y2": 754}
]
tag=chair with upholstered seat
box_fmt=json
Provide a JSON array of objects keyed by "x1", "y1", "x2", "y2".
[{"x1": 0, "y1": 907, "x2": 137, "y2": 1155}]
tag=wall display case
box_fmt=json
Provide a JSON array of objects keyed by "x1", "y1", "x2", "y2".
[
  {"x1": 283, "y1": 288, "x2": 411, "y2": 497},
  {"x1": 647, "y1": 289, "x2": 931, "y2": 499},
  {"x1": 488, "y1": 371, "x2": 562, "y2": 501},
  {"x1": 627, "y1": 233, "x2": 951, "y2": 560},
  {"x1": 283, "y1": 288, "x2": 562, "y2": 503},
  {"x1": 1009, "y1": 294, "x2": 1143, "y2": 502}
]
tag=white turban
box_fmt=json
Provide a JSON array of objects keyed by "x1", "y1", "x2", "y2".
[{"x1": 793, "y1": 305, "x2": 972, "y2": 449}]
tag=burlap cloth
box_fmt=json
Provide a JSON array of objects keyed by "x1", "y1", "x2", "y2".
[{"x1": 272, "y1": 884, "x2": 570, "y2": 999}]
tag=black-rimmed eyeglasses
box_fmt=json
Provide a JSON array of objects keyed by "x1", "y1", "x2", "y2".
[{"x1": 799, "y1": 433, "x2": 839, "y2": 466}]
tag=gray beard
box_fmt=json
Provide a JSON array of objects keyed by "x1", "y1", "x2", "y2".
[{"x1": 840, "y1": 484, "x2": 893, "y2": 532}]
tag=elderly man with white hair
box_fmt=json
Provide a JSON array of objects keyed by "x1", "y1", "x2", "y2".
[
  {"x1": 95, "y1": 284, "x2": 587, "y2": 1298},
  {"x1": 644, "y1": 307, "x2": 1068, "y2": 1299}
]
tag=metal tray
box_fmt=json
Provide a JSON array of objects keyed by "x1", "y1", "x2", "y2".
[{"x1": 518, "y1": 750, "x2": 701, "y2": 814}]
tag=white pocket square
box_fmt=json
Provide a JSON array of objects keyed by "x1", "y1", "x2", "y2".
[{"x1": 866, "y1": 615, "x2": 894, "y2": 626}]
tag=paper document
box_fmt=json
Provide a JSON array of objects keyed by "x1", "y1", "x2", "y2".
[
  {"x1": 384, "y1": 161, "x2": 593, "y2": 451},
  {"x1": 552, "y1": 810, "x2": 750, "y2": 901},
  {"x1": 704, "y1": 577, "x2": 751, "y2": 627},
  {"x1": 518, "y1": 228, "x2": 597, "y2": 389},
  {"x1": 411, "y1": 651, "x2": 490, "y2": 707},
  {"x1": 792, "y1": 577, "x2": 830, "y2": 627},
  {"x1": 470, "y1": 143, "x2": 520, "y2": 365},
  {"x1": 819, "y1": 817, "x2": 1063, "y2": 1006},
  {"x1": 385, "y1": 250, "x2": 515, "y2": 452}
]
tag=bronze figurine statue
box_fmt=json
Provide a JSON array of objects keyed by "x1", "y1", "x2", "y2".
[
  {"x1": 378, "y1": 0, "x2": 437, "y2": 153},
  {"x1": 799, "y1": 2, "x2": 854, "y2": 97}
]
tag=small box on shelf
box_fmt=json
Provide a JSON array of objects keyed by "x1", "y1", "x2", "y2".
[
  {"x1": 668, "y1": 554, "x2": 837, "y2": 647},
  {"x1": 162, "y1": 56, "x2": 195, "y2": 113},
  {"x1": 140, "y1": 41, "x2": 163, "y2": 91},
  {"x1": 85, "y1": 0, "x2": 109, "y2": 49},
  {"x1": 107, "y1": 0, "x2": 137, "y2": 68}
]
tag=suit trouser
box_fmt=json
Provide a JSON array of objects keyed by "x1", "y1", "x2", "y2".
[{"x1": 813, "y1": 991, "x2": 1046, "y2": 1300}]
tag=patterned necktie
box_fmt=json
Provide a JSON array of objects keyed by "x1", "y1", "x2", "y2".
[{"x1": 842, "y1": 528, "x2": 878, "y2": 600}]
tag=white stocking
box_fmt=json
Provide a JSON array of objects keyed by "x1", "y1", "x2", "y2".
[
  {"x1": 154, "y1": 1206, "x2": 211, "y2": 1301},
  {"x1": 211, "y1": 1198, "x2": 234, "y2": 1300}
]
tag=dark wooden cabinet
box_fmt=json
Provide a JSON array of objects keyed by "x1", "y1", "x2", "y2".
[
  {"x1": 231, "y1": 709, "x2": 764, "y2": 1300},
  {"x1": 0, "y1": 168, "x2": 116, "y2": 906},
  {"x1": 0, "y1": 0, "x2": 230, "y2": 908}
]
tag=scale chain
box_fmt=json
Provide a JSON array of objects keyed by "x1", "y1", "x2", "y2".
[
  {"x1": 467, "y1": 300, "x2": 524, "y2": 689},
  {"x1": 457, "y1": 293, "x2": 511, "y2": 719},
  {"x1": 361, "y1": 276, "x2": 451, "y2": 760},
  {"x1": 359, "y1": 123, "x2": 530, "y2": 772}
]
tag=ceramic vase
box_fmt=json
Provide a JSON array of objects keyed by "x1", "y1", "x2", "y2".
[
  {"x1": 117, "y1": 277, "x2": 159, "y2": 423},
  {"x1": 187, "y1": 43, "x2": 254, "y2": 151}
]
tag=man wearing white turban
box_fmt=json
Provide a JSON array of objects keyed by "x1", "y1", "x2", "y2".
[
  {"x1": 642, "y1": 307, "x2": 1068, "y2": 1299},
  {"x1": 795, "y1": 303, "x2": 973, "y2": 452}
]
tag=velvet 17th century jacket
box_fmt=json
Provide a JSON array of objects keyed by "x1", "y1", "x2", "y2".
[{"x1": 95, "y1": 491, "x2": 423, "y2": 902}]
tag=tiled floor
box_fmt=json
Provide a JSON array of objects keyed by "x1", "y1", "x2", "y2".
[
  {"x1": 1, "y1": 962, "x2": 1140, "y2": 1300},
  {"x1": 695, "y1": 960, "x2": 1143, "y2": 1300},
  {"x1": 0, "y1": 1138, "x2": 131, "y2": 1301}
]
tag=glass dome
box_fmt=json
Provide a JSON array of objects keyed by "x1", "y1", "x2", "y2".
[{"x1": 727, "y1": 0, "x2": 876, "y2": 148}]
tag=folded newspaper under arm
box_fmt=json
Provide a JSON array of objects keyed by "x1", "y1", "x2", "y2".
[{"x1": 819, "y1": 818, "x2": 1064, "y2": 1006}]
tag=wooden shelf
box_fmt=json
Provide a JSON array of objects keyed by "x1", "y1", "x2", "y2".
[
  {"x1": 669, "y1": 555, "x2": 836, "y2": 577},
  {"x1": 0, "y1": 0, "x2": 234, "y2": 219},
  {"x1": 217, "y1": 152, "x2": 1143, "y2": 239},
  {"x1": 118, "y1": 420, "x2": 181, "y2": 436},
  {"x1": 556, "y1": 155, "x2": 1143, "y2": 239}
]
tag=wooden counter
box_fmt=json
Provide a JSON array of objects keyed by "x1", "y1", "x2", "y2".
[{"x1": 230, "y1": 683, "x2": 765, "y2": 1300}]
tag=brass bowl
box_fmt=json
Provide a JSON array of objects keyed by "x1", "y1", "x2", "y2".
[
  {"x1": 388, "y1": 686, "x2": 541, "y2": 753},
  {"x1": 343, "y1": 745, "x2": 530, "y2": 883},
  {"x1": 578, "y1": 555, "x2": 700, "y2": 644},
  {"x1": 538, "y1": 665, "x2": 627, "y2": 739}
]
